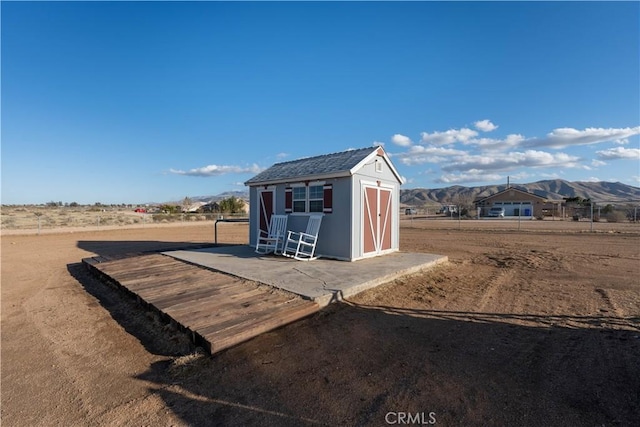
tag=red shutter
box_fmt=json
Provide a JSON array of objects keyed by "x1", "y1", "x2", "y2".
[
  {"x1": 285, "y1": 187, "x2": 292, "y2": 213},
  {"x1": 323, "y1": 184, "x2": 333, "y2": 213}
]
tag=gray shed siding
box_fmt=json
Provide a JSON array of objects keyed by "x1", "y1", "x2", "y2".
[
  {"x1": 313, "y1": 177, "x2": 352, "y2": 260},
  {"x1": 246, "y1": 147, "x2": 402, "y2": 261},
  {"x1": 248, "y1": 178, "x2": 355, "y2": 260}
]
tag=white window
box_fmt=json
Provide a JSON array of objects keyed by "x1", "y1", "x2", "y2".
[
  {"x1": 287, "y1": 183, "x2": 326, "y2": 213},
  {"x1": 292, "y1": 187, "x2": 306, "y2": 213},
  {"x1": 308, "y1": 185, "x2": 324, "y2": 212}
]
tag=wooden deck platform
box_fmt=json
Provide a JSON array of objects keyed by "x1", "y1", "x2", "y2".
[{"x1": 83, "y1": 253, "x2": 319, "y2": 354}]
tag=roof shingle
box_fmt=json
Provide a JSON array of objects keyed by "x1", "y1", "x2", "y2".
[{"x1": 245, "y1": 147, "x2": 377, "y2": 185}]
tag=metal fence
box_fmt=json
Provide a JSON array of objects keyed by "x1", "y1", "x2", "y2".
[
  {"x1": 3, "y1": 202, "x2": 639, "y2": 235},
  {"x1": 400, "y1": 201, "x2": 640, "y2": 233}
]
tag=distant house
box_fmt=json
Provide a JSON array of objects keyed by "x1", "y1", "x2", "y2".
[
  {"x1": 183, "y1": 202, "x2": 207, "y2": 213},
  {"x1": 244, "y1": 147, "x2": 404, "y2": 261},
  {"x1": 199, "y1": 202, "x2": 220, "y2": 213},
  {"x1": 475, "y1": 187, "x2": 547, "y2": 218}
]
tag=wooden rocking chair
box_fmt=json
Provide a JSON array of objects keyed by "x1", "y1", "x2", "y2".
[
  {"x1": 255, "y1": 215, "x2": 288, "y2": 255},
  {"x1": 282, "y1": 215, "x2": 323, "y2": 261}
]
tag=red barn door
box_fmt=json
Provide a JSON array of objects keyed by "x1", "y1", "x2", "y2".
[
  {"x1": 258, "y1": 189, "x2": 274, "y2": 233},
  {"x1": 362, "y1": 184, "x2": 393, "y2": 256}
]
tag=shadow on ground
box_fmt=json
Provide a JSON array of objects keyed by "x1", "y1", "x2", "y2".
[
  {"x1": 72, "y1": 237, "x2": 640, "y2": 426},
  {"x1": 133, "y1": 301, "x2": 640, "y2": 426},
  {"x1": 68, "y1": 262, "x2": 195, "y2": 357},
  {"x1": 76, "y1": 240, "x2": 226, "y2": 257}
]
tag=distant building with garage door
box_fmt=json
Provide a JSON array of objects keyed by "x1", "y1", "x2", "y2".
[{"x1": 475, "y1": 187, "x2": 547, "y2": 218}]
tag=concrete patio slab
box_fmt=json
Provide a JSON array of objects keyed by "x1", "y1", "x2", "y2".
[{"x1": 164, "y1": 245, "x2": 448, "y2": 307}]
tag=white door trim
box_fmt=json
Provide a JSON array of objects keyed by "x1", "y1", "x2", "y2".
[{"x1": 361, "y1": 180, "x2": 395, "y2": 257}]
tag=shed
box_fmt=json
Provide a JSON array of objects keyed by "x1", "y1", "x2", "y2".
[
  {"x1": 244, "y1": 147, "x2": 403, "y2": 261},
  {"x1": 475, "y1": 187, "x2": 547, "y2": 218}
]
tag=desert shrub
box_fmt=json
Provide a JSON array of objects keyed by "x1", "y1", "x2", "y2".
[
  {"x1": 2, "y1": 217, "x2": 16, "y2": 227},
  {"x1": 153, "y1": 214, "x2": 178, "y2": 223},
  {"x1": 605, "y1": 211, "x2": 626, "y2": 223}
]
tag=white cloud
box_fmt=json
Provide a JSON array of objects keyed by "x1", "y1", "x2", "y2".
[
  {"x1": 436, "y1": 170, "x2": 503, "y2": 184},
  {"x1": 509, "y1": 171, "x2": 532, "y2": 181},
  {"x1": 396, "y1": 145, "x2": 467, "y2": 166},
  {"x1": 442, "y1": 150, "x2": 581, "y2": 173},
  {"x1": 391, "y1": 134, "x2": 412, "y2": 147},
  {"x1": 474, "y1": 119, "x2": 498, "y2": 132},
  {"x1": 170, "y1": 164, "x2": 264, "y2": 177},
  {"x1": 591, "y1": 159, "x2": 607, "y2": 167},
  {"x1": 420, "y1": 127, "x2": 478, "y2": 145},
  {"x1": 373, "y1": 141, "x2": 385, "y2": 147},
  {"x1": 540, "y1": 172, "x2": 564, "y2": 179},
  {"x1": 464, "y1": 134, "x2": 526, "y2": 151},
  {"x1": 528, "y1": 126, "x2": 640, "y2": 149},
  {"x1": 585, "y1": 177, "x2": 601, "y2": 182},
  {"x1": 596, "y1": 146, "x2": 640, "y2": 160},
  {"x1": 275, "y1": 152, "x2": 289, "y2": 159}
]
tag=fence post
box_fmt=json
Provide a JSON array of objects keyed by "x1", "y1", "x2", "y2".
[{"x1": 518, "y1": 202, "x2": 522, "y2": 231}]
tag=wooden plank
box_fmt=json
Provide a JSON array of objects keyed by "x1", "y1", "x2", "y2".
[
  {"x1": 167, "y1": 288, "x2": 281, "y2": 328},
  {"x1": 149, "y1": 278, "x2": 243, "y2": 309},
  {"x1": 116, "y1": 262, "x2": 209, "y2": 290},
  {"x1": 97, "y1": 254, "x2": 169, "y2": 271},
  {"x1": 82, "y1": 257, "x2": 100, "y2": 266},
  {"x1": 189, "y1": 292, "x2": 298, "y2": 332},
  {"x1": 122, "y1": 267, "x2": 213, "y2": 294},
  {"x1": 165, "y1": 286, "x2": 268, "y2": 324},
  {"x1": 112, "y1": 261, "x2": 194, "y2": 280},
  {"x1": 151, "y1": 281, "x2": 250, "y2": 311},
  {"x1": 98, "y1": 255, "x2": 179, "y2": 275},
  {"x1": 87, "y1": 252, "x2": 320, "y2": 355},
  {"x1": 199, "y1": 297, "x2": 307, "y2": 336},
  {"x1": 183, "y1": 292, "x2": 294, "y2": 331},
  {"x1": 204, "y1": 301, "x2": 319, "y2": 352},
  {"x1": 100, "y1": 258, "x2": 187, "y2": 280}
]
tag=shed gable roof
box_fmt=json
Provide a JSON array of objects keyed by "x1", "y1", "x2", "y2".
[{"x1": 245, "y1": 147, "x2": 402, "y2": 186}]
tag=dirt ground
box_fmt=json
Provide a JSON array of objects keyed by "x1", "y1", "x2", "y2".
[{"x1": 1, "y1": 221, "x2": 639, "y2": 426}]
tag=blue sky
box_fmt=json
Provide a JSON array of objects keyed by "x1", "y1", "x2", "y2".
[{"x1": 2, "y1": 1, "x2": 639, "y2": 204}]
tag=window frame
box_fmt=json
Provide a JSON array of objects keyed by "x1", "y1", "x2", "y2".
[
  {"x1": 292, "y1": 185, "x2": 307, "y2": 213},
  {"x1": 287, "y1": 181, "x2": 326, "y2": 214},
  {"x1": 308, "y1": 184, "x2": 324, "y2": 213}
]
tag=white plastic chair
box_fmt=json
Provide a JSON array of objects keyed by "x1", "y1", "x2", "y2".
[
  {"x1": 282, "y1": 215, "x2": 323, "y2": 261},
  {"x1": 255, "y1": 215, "x2": 288, "y2": 255}
]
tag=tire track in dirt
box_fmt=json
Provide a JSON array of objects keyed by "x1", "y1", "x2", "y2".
[
  {"x1": 594, "y1": 288, "x2": 625, "y2": 318},
  {"x1": 477, "y1": 269, "x2": 515, "y2": 312}
]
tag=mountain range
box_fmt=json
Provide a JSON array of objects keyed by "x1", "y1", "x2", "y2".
[
  {"x1": 175, "y1": 180, "x2": 639, "y2": 206},
  {"x1": 400, "y1": 180, "x2": 640, "y2": 206}
]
